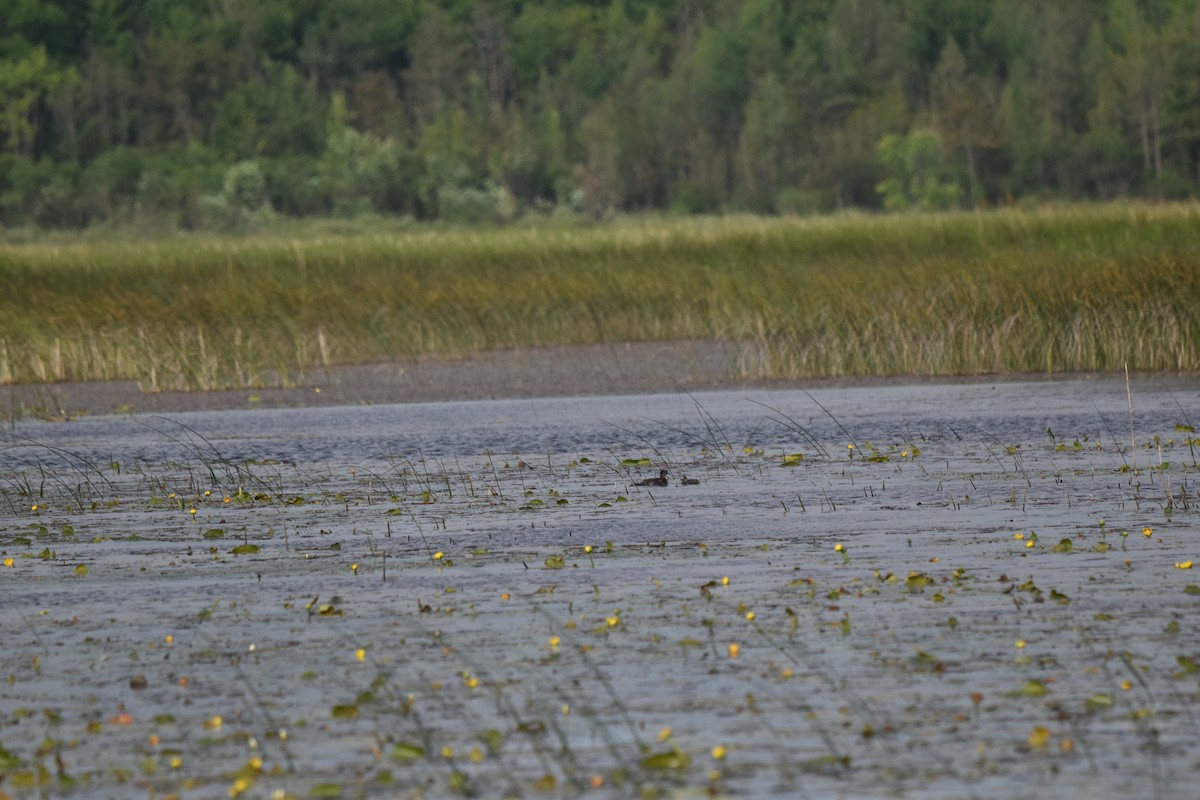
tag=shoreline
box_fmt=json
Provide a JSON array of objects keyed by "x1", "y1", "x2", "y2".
[{"x1": 0, "y1": 340, "x2": 1179, "y2": 419}]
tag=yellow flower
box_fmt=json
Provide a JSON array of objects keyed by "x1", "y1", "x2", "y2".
[
  {"x1": 1014, "y1": 533, "x2": 1025, "y2": 540},
  {"x1": 433, "y1": 551, "x2": 444, "y2": 560},
  {"x1": 727, "y1": 643, "x2": 741, "y2": 658},
  {"x1": 657, "y1": 726, "x2": 672, "y2": 742},
  {"x1": 1175, "y1": 561, "x2": 1193, "y2": 569},
  {"x1": 834, "y1": 543, "x2": 844, "y2": 552},
  {"x1": 3, "y1": 557, "x2": 13, "y2": 568},
  {"x1": 584, "y1": 545, "x2": 593, "y2": 554},
  {"x1": 1143, "y1": 527, "x2": 1153, "y2": 538},
  {"x1": 711, "y1": 745, "x2": 727, "y2": 760},
  {"x1": 721, "y1": 576, "x2": 730, "y2": 585},
  {"x1": 744, "y1": 611, "x2": 755, "y2": 621},
  {"x1": 355, "y1": 648, "x2": 366, "y2": 662},
  {"x1": 1015, "y1": 639, "x2": 1026, "y2": 649},
  {"x1": 548, "y1": 636, "x2": 561, "y2": 650},
  {"x1": 1025, "y1": 540, "x2": 1034, "y2": 549},
  {"x1": 1121, "y1": 679, "x2": 1133, "y2": 691}
]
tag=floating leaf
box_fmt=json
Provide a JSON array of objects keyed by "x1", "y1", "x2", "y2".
[
  {"x1": 1177, "y1": 656, "x2": 1199, "y2": 675},
  {"x1": 230, "y1": 544, "x2": 260, "y2": 555},
  {"x1": 1175, "y1": 424, "x2": 1195, "y2": 433},
  {"x1": 543, "y1": 555, "x2": 565, "y2": 570},
  {"x1": 905, "y1": 572, "x2": 935, "y2": 590},
  {"x1": 74, "y1": 564, "x2": 88, "y2": 576},
  {"x1": 1086, "y1": 693, "x2": 1114, "y2": 711},
  {"x1": 203, "y1": 529, "x2": 226, "y2": 539},
  {"x1": 331, "y1": 705, "x2": 358, "y2": 720},
  {"x1": 309, "y1": 783, "x2": 342, "y2": 798},
  {"x1": 641, "y1": 748, "x2": 691, "y2": 770},
  {"x1": 1184, "y1": 585, "x2": 1200, "y2": 596},
  {"x1": 1028, "y1": 726, "x2": 1051, "y2": 748},
  {"x1": 1020, "y1": 680, "x2": 1048, "y2": 697},
  {"x1": 782, "y1": 453, "x2": 804, "y2": 466},
  {"x1": 913, "y1": 647, "x2": 938, "y2": 664},
  {"x1": 1050, "y1": 538, "x2": 1073, "y2": 553},
  {"x1": 620, "y1": 458, "x2": 652, "y2": 467}
]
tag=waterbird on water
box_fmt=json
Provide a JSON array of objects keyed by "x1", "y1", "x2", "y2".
[{"x1": 636, "y1": 469, "x2": 669, "y2": 487}]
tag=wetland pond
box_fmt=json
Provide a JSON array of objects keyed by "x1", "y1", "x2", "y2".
[{"x1": 2, "y1": 378, "x2": 1199, "y2": 799}]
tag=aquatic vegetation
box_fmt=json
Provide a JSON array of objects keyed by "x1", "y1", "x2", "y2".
[
  {"x1": 2, "y1": 203, "x2": 1199, "y2": 389},
  {"x1": 1, "y1": 382, "x2": 1198, "y2": 797}
]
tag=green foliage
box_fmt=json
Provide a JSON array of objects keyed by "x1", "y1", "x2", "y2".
[{"x1": 876, "y1": 132, "x2": 963, "y2": 211}]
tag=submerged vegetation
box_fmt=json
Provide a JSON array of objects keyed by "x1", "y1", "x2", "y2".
[{"x1": 3, "y1": 202, "x2": 1199, "y2": 390}]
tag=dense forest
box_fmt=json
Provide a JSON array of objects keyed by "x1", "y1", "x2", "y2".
[{"x1": 2, "y1": 0, "x2": 1199, "y2": 229}]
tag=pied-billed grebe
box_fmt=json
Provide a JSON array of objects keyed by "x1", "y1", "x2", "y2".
[{"x1": 636, "y1": 469, "x2": 669, "y2": 487}]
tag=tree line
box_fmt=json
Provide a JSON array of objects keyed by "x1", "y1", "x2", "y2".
[{"x1": 2, "y1": 0, "x2": 1198, "y2": 230}]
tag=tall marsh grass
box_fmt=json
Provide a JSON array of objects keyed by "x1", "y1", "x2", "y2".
[{"x1": 2, "y1": 203, "x2": 1198, "y2": 389}]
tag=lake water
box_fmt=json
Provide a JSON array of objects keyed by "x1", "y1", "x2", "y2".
[{"x1": 2, "y1": 377, "x2": 1198, "y2": 798}]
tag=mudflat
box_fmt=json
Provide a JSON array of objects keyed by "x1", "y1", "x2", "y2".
[{"x1": 0, "y1": 340, "x2": 1146, "y2": 420}]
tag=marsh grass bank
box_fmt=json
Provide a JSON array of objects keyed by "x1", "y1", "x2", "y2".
[{"x1": 2, "y1": 203, "x2": 1198, "y2": 390}]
